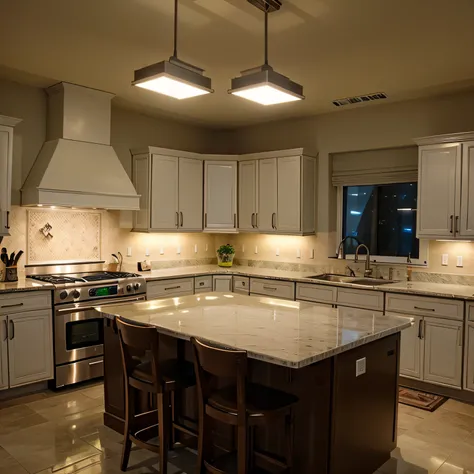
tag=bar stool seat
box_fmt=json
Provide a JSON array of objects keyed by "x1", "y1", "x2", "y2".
[{"x1": 208, "y1": 383, "x2": 298, "y2": 422}]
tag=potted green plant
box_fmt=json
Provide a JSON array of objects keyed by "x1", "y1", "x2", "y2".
[{"x1": 217, "y1": 243, "x2": 235, "y2": 267}]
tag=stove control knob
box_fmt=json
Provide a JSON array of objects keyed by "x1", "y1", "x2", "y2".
[
  {"x1": 59, "y1": 290, "x2": 68, "y2": 300},
  {"x1": 133, "y1": 283, "x2": 141, "y2": 291},
  {"x1": 126, "y1": 284, "x2": 132, "y2": 293},
  {"x1": 72, "y1": 290, "x2": 80, "y2": 299}
]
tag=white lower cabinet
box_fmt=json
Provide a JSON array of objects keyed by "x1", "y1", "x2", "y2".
[
  {"x1": 213, "y1": 276, "x2": 232, "y2": 292},
  {"x1": 423, "y1": 317, "x2": 463, "y2": 387},
  {"x1": 397, "y1": 314, "x2": 424, "y2": 380},
  {"x1": 464, "y1": 324, "x2": 474, "y2": 391},
  {"x1": 0, "y1": 315, "x2": 8, "y2": 390},
  {"x1": 5, "y1": 309, "x2": 53, "y2": 388}
]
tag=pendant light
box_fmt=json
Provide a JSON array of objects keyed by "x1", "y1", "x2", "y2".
[
  {"x1": 229, "y1": 1, "x2": 304, "y2": 105},
  {"x1": 132, "y1": 0, "x2": 213, "y2": 99}
]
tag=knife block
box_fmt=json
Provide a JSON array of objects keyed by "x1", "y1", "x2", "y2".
[{"x1": 4, "y1": 266, "x2": 18, "y2": 282}]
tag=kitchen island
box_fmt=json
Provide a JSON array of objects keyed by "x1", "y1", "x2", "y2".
[{"x1": 98, "y1": 293, "x2": 412, "y2": 474}]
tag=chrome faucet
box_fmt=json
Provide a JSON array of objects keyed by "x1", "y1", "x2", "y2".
[
  {"x1": 336, "y1": 236, "x2": 360, "y2": 259},
  {"x1": 355, "y1": 244, "x2": 373, "y2": 277}
]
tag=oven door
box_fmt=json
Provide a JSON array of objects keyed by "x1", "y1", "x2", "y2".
[{"x1": 54, "y1": 295, "x2": 145, "y2": 365}]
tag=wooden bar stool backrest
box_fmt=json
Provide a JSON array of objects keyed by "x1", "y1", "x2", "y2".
[
  {"x1": 191, "y1": 337, "x2": 248, "y2": 423},
  {"x1": 116, "y1": 317, "x2": 161, "y2": 393}
]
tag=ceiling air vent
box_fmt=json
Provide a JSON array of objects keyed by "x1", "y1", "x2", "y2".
[
  {"x1": 247, "y1": 0, "x2": 282, "y2": 13},
  {"x1": 332, "y1": 92, "x2": 387, "y2": 107}
]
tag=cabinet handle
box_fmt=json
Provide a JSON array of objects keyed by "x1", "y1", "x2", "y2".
[
  {"x1": 3, "y1": 320, "x2": 7, "y2": 342},
  {"x1": 255, "y1": 213, "x2": 258, "y2": 228},
  {"x1": 9, "y1": 320, "x2": 14, "y2": 340},
  {"x1": 455, "y1": 216, "x2": 460, "y2": 235},
  {"x1": 199, "y1": 282, "x2": 205, "y2": 286},
  {"x1": 175, "y1": 212, "x2": 179, "y2": 228},
  {"x1": 272, "y1": 213, "x2": 276, "y2": 229},
  {"x1": 251, "y1": 213, "x2": 255, "y2": 228},
  {"x1": 458, "y1": 327, "x2": 462, "y2": 347},
  {"x1": 205, "y1": 213, "x2": 208, "y2": 227},
  {"x1": 413, "y1": 306, "x2": 435, "y2": 312},
  {"x1": 165, "y1": 286, "x2": 181, "y2": 291},
  {"x1": 0, "y1": 303, "x2": 23, "y2": 309},
  {"x1": 6, "y1": 211, "x2": 10, "y2": 230},
  {"x1": 88, "y1": 360, "x2": 103, "y2": 366},
  {"x1": 180, "y1": 212, "x2": 183, "y2": 227},
  {"x1": 234, "y1": 213, "x2": 237, "y2": 228},
  {"x1": 263, "y1": 286, "x2": 277, "y2": 291},
  {"x1": 417, "y1": 319, "x2": 423, "y2": 339},
  {"x1": 450, "y1": 215, "x2": 454, "y2": 234}
]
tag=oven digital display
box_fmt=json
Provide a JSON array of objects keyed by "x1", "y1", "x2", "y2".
[{"x1": 89, "y1": 286, "x2": 118, "y2": 297}]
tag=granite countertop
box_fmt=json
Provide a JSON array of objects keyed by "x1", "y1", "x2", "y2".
[
  {"x1": 0, "y1": 278, "x2": 53, "y2": 294},
  {"x1": 139, "y1": 265, "x2": 474, "y2": 301},
  {"x1": 97, "y1": 292, "x2": 412, "y2": 368}
]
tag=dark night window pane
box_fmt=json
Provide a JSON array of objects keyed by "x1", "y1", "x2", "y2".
[{"x1": 342, "y1": 183, "x2": 419, "y2": 259}]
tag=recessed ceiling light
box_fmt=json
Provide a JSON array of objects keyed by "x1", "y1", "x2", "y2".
[
  {"x1": 229, "y1": 2, "x2": 304, "y2": 105},
  {"x1": 132, "y1": 0, "x2": 213, "y2": 99}
]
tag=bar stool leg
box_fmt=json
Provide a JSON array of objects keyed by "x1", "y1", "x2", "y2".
[
  {"x1": 285, "y1": 410, "x2": 294, "y2": 474},
  {"x1": 237, "y1": 423, "x2": 248, "y2": 474},
  {"x1": 158, "y1": 392, "x2": 171, "y2": 474},
  {"x1": 121, "y1": 384, "x2": 136, "y2": 471}
]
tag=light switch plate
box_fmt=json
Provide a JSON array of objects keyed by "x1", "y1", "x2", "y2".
[
  {"x1": 442, "y1": 254, "x2": 448, "y2": 266},
  {"x1": 276, "y1": 248, "x2": 280, "y2": 256},
  {"x1": 242, "y1": 245, "x2": 245, "y2": 253},
  {"x1": 296, "y1": 249, "x2": 301, "y2": 258},
  {"x1": 194, "y1": 244, "x2": 198, "y2": 254},
  {"x1": 177, "y1": 246, "x2": 181, "y2": 255},
  {"x1": 254, "y1": 246, "x2": 258, "y2": 254},
  {"x1": 145, "y1": 248, "x2": 150, "y2": 257},
  {"x1": 127, "y1": 247, "x2": 132, "y2": 257},
  {"x1": 457, "y1": 256, "x2": 463, "y2": 267},
  {"x1": 309, "y1": 249, "x2": 314, "y2": 259},
  {"x1": 356, "y1": 358, "x2": 366, "y2": 377},
  {"x1": 160, "y1": 248, "x2": 164, "y2": 255}
]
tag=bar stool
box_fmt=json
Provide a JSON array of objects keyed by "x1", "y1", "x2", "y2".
[
  {"x1": 116, "y1": 318, "x2": 196, "y2": 473},
  {"x1": 191, "y1": 337, "x2": 298, "y2": 474}
]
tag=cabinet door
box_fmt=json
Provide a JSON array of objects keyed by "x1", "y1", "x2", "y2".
[
  {"x1": 257, "y1": 159, "x2": 277, "y2": 232},
  {"x1": 204, "y1": 161, "x2": 237, "y2": 231},
  {"x1": 0, "y1": 125, "x2": 13, "y2": 236},
  {"x1": 213, "y1": 276, "x2": 232, "y2": 292},
  {"x1": 151, "y1": 155, "x2": 179, "y2": 231},
  {"x1": 464, "y1": 324, "x2": 474, "y2": 391},
  {"x1": 179, "y1": 158, "x2": 203, "y2": 231},
  {"x1": 8, "y1": 310, "x2": 53, "y2": 387},
  {"x1": 132, "y1": 154, "x2": 149, "y2": 230},
  {"x1": 459, "y1": 141, "x2": 474, "y2": 238},
  {"x1": 417, "y1": 144, "x2": 460, "y2": 239},
  {"x1": 396, "y1": 313, "x2": 423, "y2": 379},
  {"x1": 239, "y1": 160, "x2": 258, "y2": 231},
  {"x1": 0, "y1": 315, "x2": 8, "y2": 390},
  {"x1": 277, "y1": 156, "x2": 301, "y2": 233},
  {"x1": 423, "y1": 317, "x2": 462, "y2": 388}
]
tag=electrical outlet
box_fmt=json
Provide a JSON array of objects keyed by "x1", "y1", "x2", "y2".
[
  {"x1": 145, "y1": 248, "x2": 150, "y2": 257},
  {"x1": 457, "y1": 256, "x2": 463, "y2": 267},
  {"x1": 296, "y1": 249, "x2": 301, "y2": 259},
  {"x1": 160, "y1": 248, "x2": 164, "y2": 255},
  {"x1": 194, "y1": 244, "x2": 198, "y2": 254},
  {"x1": 127, "y1": 247, "x2": 132, "y2": 257},
  {"x1": 309, "y1": 249, "x2": 315, "y2": 259},
  {"x1": 177, "y1": 246, "x2": 181, "y2": 255},
  {"x1": 254, "y1": 246, "x2": 258, "y2": 254},
  {"x1": 276, "y1": 248, "x2": 280, "y2": 256},
  {"x1": 356, "y1": 358, "x2": 366, "y2": 377},
  {"x1": 442, "y1": 254, "x2": 448, "y2": 266}
]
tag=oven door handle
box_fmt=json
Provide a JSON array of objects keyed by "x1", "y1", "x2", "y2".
[{"x1": 56, "y1": 296, "x2": 146, "y2": 314}]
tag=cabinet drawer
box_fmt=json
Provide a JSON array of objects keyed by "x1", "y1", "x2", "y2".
[
  {"x1": 386, "y1": 293, "x2": 463, "y2": 320},
  {"x1": 147, "y1": 278, "x2": 194, "y2": 300},
  {"x1": 250, "y1": 278, "x2": 294, "y2": 300},
  {"x1": 296, "y1": 283, "x2": 336, "y2": 304},
  {"x1": 195, "y1": 276, "x2": 212, "y2": 290},
  {"x1": 233, "y1": 276, "x2": 250, "y2": 294},
  {"x1": 0, "y1": 291, "x2": 52, "y2": 315},
  {"x1": 337, "y1": 288, "x2": 384, "y2": 311}
]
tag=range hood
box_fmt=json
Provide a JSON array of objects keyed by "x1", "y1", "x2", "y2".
[{"x1": 21, "y1": 82, "x2": 140, "y2": 210}]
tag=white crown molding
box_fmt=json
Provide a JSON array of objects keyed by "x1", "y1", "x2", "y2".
[{"x1": 414, "y1": 131, "x2": 474, "y2": 146}]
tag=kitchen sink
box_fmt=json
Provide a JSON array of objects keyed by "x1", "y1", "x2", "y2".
[{"x1": 308, "y1": 274, "x2": 398, "y2": 286}]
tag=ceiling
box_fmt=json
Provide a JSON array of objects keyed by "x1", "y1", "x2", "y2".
[{"x1": 1, "y1": 0, "x2": 474, "y2": 128}]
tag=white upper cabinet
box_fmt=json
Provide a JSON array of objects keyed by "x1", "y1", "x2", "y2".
[
  {"x1": 416, "y1": 133, "x2": 474, "y2": 240},
  {"x1": 238, "y1": 150, "x2": 317, "y2": 236},
  {"x1": 0, "y1": 116, "x2": 21, "y2": 237},
  {"x1": 238, "y1": 160, "x2": 258, "y2": 231},
  {"x1": 258, "y1": 158, "x2": 278, "y2": 232},
  {"x1": 204, "y1": 161, "x2": 237, "y2": 232},
  {"x1": 131, "y1": 148, "x2": 203, "y2": 232}
]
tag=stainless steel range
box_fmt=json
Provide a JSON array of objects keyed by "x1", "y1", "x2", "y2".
[{"x1": 26, "y1": 261, "x2": 146, "y2": 388}]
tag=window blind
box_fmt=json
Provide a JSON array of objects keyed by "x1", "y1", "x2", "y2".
[{"x1": 332, "y1": 146, "x2": 418, "y2": 186}]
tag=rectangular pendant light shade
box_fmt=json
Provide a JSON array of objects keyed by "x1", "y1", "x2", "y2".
[
  {"x1": 132, "y1": 58, "x2": 214, "y2": 99},
  {"x1": 229, "y1": 66, "x2": 304, "y2": 105}
]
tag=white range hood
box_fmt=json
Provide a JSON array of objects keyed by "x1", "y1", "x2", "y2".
[{"x1": 21, "y1": 82, "x2": 140, "y2": 210}]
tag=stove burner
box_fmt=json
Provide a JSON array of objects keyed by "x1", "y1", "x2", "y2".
[
  {"x1": 29, "y1": 275, "x2": 84, "y2": 284},
  {"x1": 29, "y1": 271, "x2": 141, "y2": 285}
]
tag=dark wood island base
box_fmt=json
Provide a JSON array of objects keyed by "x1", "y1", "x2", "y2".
[{"x1": 103, "y1": 318, "x2": 400, "y2": 474}]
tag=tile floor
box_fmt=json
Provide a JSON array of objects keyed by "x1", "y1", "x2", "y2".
[{"x1": 1, "y1": 383, "x2": 474, "y2": 473}]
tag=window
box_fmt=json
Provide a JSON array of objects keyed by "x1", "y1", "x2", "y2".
[{"x1": 340, "y1": 182, "x2": 423, "y2": 262}]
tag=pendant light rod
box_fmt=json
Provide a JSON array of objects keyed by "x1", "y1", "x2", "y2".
[
  {"x1": 264, "y1": 9, "x2": 268, "y2": 66},
  {"x1": 173, "y1": 0, "x2": 178, "y2": 58}
]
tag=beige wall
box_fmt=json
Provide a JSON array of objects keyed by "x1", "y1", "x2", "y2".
[{"x1": 227, "y1": 90, "x2": 474, "y2": 275}]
